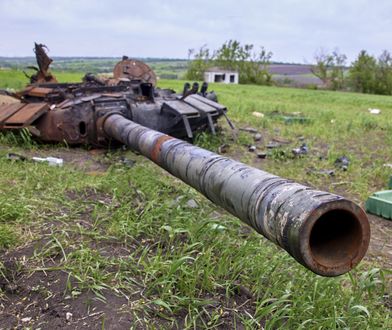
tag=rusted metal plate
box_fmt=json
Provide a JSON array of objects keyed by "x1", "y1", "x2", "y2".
[
  {"x1": 3, "y1": 103, "x2": 49, "y2": 128},
  {"x1": 101, "y1": 93, "x2": 123, "y2": 98},
  {"x1": 25, "y1": 87, "x2": 54, "y2": 97},
  {"x1": 0, "y1": 103, "x2": 25, "y2": 127},
  {"x1": 113, "y1": 59, "x2": 157, "y2": 86},
  {"x1": 182, "y1": 95, "x2": 219, "y2": 114},
  {"x1": 190, "y1": 94, "x2": 227, "y2": 111},
  {"x1": 163, "y1": 100, "x2": 201, "y2": 117}
]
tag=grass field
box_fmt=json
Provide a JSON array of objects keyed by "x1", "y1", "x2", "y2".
[
  {"x1": 0, "y1": 68, "x2": 83, "y2": 90},
  {"x1": 0, "y1": 73, "x2": 391, "y2": 328}
]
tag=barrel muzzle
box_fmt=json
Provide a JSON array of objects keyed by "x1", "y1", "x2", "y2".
[{"x1": 293, "y1": 201, "x2": 369, "y2": 276}]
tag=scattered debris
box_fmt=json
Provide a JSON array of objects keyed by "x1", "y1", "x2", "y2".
[
  {"x1": 239, "y1": 127, "x2": 258, "y2": 133},
  {"x1": 307, "y1": 168, "x2": 335, "y2": 176},
  {"x1": 254, "y1": 133, "x2": 262, "y2": 141},
  {"x1": 256, "y1": 152, "x2": 267, "y2": 159},
  {"x1": 6, "y1": 153, "x2": 63, "y2": 166},
  {"x1": 218, "y1": 144, "x2": 229, "y2": 154},
  {"x1": 266, "y1": 141, "x2": 281, "y2": 149},
  {"x1": 272, "y1": 137, "x2": 291, "y2": 144},
  {"x1": 32, "y1": 156, "x2": 64, "y2": 167},
  {"x1": 252, "y1": 111, "x2": 264, "y2": 118},
  {"x1": 66, "y1": 312, "x2": 73, "y2": 322},
  {"x1": 368, "y1": 108, "x2": 381, "y2": 115},
  {"x1": 186, "y1": 199, "x2": 198, "y2": 209},
  {"x1": 21, "y1": 317, "x2": 32, "y2": 323},
  {"x1": 209, "y1": 223, "x2": 226, "y2": 231},
  {"x1": 283, "y1": 116, "x2": 310, "y2": 124},
  {"x1": 334, "y1": 156, "x2": 350, "y2": 171},
  {"x1": 292, "y1": 143, "x2": 308, "y2": 156},
  {"x1": 6, "y1": 153, "x2": 27, "y2": 161},
  {"x1": 248, "y1": 145, "x2": 257, "y2": 152},
  {"x1": 266, "y1": 111, "x2": 310, "y2": 124},
  {"x1": 119, "y1": 157, "x2": 136, "y2": 168}
]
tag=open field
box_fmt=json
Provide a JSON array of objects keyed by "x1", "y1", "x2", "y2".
[
  {"x1": 0, "y1": 57, "x2": 188, "y2": 80},
  {"x1": 0, "y1": 75, "x2": 391, "y2": 328},
  {"x1": 1, "y1": 58, "x2": 324, "y2": 86},
  {"x1": 0, "y1": 69, "x2": 83, "y2": 90}
]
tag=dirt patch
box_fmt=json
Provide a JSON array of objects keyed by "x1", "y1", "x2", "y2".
[
  {"x1": 0, "y1": 238, "x2": 259, "y2": 329},
  {"x1": 365, "y1": 214, "x2": 392, "y2": 269},
  {"x1": 0, "y1": 260, "x2": 131, "y2": 329}
]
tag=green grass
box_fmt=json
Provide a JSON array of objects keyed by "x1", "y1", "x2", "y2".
[
  {"x1": 0, "y1": 73, "x2": 391, "y2": 328},
  {"x1": 0, "y1": 68, "x2": 83, "y2": 90}
]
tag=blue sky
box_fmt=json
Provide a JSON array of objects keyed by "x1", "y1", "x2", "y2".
[{"x1": 0, "y1": 0, "x2": 391, "y2": 63}]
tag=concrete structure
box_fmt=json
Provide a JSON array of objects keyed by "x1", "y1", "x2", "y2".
[{"x1": 204, "y1": 67, "x2": 239, "y2": 84}]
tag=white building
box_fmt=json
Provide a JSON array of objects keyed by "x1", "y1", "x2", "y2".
[{"x1": 204, "y1": 67, "x2": 239, "y2": 84}]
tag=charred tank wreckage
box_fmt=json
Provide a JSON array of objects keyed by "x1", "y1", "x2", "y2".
[
  {"x1": 0, "y1": 43, "x2": 370, "y2": 277},
  {"x1": 0, "y1": 43, "x2": 234, "y2": 145}
]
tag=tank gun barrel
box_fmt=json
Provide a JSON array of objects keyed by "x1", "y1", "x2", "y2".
[{"x1": 102, "y1": 113, "x2": 370, "y2": 277}]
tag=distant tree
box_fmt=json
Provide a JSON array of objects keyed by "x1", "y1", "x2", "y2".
[
  {"x1": 185, "y1": 45, "x2": 211, "y2": 81},
  {"x1": 375, "y1": 50, "x2": 392, "y2": 95},
  {"x1": 214, "y1": 40, "x2": 248, "y2": 70},
  {"x1": 348, "y1": 50, "x2": 377, "y2": 94},
  {"x1": 311, "y1": 49, "x2": 347, "y2": 90},
  {"x1": 215, "y1": 40, "x2": 273, "y2": 85}
]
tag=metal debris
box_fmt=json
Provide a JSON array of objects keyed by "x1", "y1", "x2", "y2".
[
  {"x1": 6, "y1": 153, "x2": 27, "y2": 161},
  {"x1": 32, "y1": 156, "x2": 63, "y2": 167},
  {"x1": 0, "y1": 42, "x2": 233, "y2": 144},
  {"x1": 254, "y1": 133, "x2": 262, "y2": 141},
  {"x1": 239, "y1": 127, "x2": 258, "y2": 133},
  {"x1": 307, "y1": 168, "x2": 335, "y2": 176},
  {"x1": 218, "y1": 144, "x2": 229, "y2": 154},
  {"x1": 335, "y1": 156, "x2": 350, "y2": 171},
  {"x1": 186, "y1": 199, "x2": 198, "y2": 208},
  {"x1": 252, "y1": 111, "x2": 264, "y2": 118},
  {"x1": 292, "y1": 143, "x2": 308, "y2": 156},
  {"x1": 266, "y1": 141, "x2": 281, "y2": 149}
]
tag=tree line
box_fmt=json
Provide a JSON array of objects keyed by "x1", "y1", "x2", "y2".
[
  {"x1": 186, "y1": 40, "x2": 392, "y2": 96},
  {"x1": 312, "y1": 49, "x2": 392, "y2": 95}
]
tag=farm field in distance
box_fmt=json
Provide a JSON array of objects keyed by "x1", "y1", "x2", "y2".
[
  {"x1": 0, "y1": 58, "x2": 323, "y2": 87},
  {"x1": 0, "y1": 70, "x2": 391, "y2": 328}
]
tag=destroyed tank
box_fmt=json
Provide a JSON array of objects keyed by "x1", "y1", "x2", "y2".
[
  {"x1": 0, "y1": 43, "x2": 233, "y2": 146},
  {"x1": 0, "y1": 43, "x2": 370, "y2": 276}
]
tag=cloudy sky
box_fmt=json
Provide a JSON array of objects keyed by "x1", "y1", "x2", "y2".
[{"x1": 0, "y1": 0, "x2": 391, "y2": 63}]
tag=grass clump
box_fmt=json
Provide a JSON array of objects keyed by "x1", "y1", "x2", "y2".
[{"x1": 0, "y1": 224, "x2": 18, "y2": 250}]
